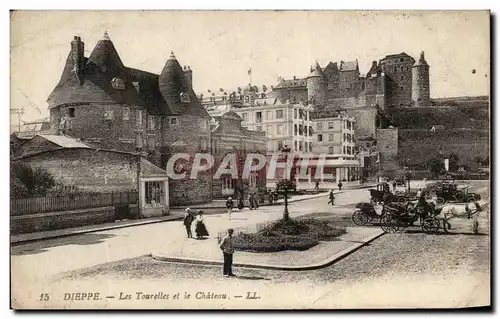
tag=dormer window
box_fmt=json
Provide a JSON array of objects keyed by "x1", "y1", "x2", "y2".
[
  {"x1": 180, "y1": 92, "x2": 190, "y2": 103},
  {"x1": 111, "y1": 77, "x2": 125, "y2": 90}
]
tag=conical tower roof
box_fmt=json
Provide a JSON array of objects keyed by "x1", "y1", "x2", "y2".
[
  {"x1": 158, "y1": 52, "x2": 210, "y2": 117},
  {"x1": 87, "y1": 31, "x2": 124, "y2": 72},
  {"x1": 47, "y1": 32, "x2": 144, "y2": 108},
  {"x1": 308, "y1": 61, "x2": 324, "y2": 77},
  {"x1": 414, "y1": 51, "x2": 428, "y2": 67}
]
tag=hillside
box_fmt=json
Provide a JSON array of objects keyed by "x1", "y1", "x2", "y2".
[{"x1": 387, "y1": 105, "x2": 489, "y2": 130}]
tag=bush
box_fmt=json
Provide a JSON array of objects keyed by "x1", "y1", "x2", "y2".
[
  {"x1": 233, "y1": 232, "x2": 318, "y2": 252},
  {"x1": 10, "y1": 163, "x2": 55, "y2": 198},
  {"x1": 233, "y1": 217, "x2": 347, "y2": 252}
]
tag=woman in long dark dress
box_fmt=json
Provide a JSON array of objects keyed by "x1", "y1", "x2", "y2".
[{"x1": 195, "y1": 210, "x2": 209, "y2": 239}]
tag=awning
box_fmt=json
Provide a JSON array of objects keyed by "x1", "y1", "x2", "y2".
[{"x1": 294, "y1": 158, "x2": 361, "y2": 168}]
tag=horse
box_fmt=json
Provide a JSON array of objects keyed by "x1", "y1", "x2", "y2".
[{"x1": 433, "y1": 201, "x2": 485, "y2": 234}]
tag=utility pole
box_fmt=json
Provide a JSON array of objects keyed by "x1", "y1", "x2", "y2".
[{"x1": 10, "y1": 107, "x2": 25, "y2": 133}]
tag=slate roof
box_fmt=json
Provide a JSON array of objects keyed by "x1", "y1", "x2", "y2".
[
  {"x1": 38, "y1": 134, "x2": 91, "y2": 148},
  {"x1": 275, "y1": 78, "x2": 307, "y2": 88},
  {"x1": 340, "y1": 60, "x2": 358, "y2": 72},
  {"x1": 48, "y1": 33, "x2": 209, "y2": 119}
]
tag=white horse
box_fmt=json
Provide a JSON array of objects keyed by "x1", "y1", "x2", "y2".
[{"x1": 434, "y1": 201, "x2": 485, "y2": 234}]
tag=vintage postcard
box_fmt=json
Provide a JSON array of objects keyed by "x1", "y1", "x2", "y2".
[{"x1": 10, "y1": 10, "x2": 490, "y2": 309}]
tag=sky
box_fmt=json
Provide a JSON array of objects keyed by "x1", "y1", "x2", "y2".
[{"x1": 10, "y1": 10, "x2": 490, "y2": 125}]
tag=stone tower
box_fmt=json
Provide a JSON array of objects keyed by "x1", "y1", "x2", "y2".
[
  {"x1": 411, "y1": 51, "x2": 430, "y2": 107},
  {"x1": 306, "y1": 62, "x2": 327, "y2": 108}
]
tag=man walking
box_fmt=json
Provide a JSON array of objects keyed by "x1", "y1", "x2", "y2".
[
  {"x1": 183, "y1": 208, "x2": 194, "y2": 238},
  {"x1": 219, "y1": 228, "x2": 236, "y2": 277},
  {"x1": 338, "y1": 181, "x2": 343, "y2": 191},
  {"x1": 225, "y1": 196, "x2": 234, "y2": 220},
  {"x1": 328, "y1": 190, "x2": 335, "y2": 206}
]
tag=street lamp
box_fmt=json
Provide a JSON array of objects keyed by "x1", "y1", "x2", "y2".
[
  {"x1": 405, "y1": 157, "x2": 411, "y2": 193},
  {"x1": 277, "y1": 145, "x2": 293, "y2": 221}
]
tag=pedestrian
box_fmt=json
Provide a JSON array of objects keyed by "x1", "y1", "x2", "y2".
[
  {"x1": 328, "y1": 190, "x2": 335, "y2": 206},
  {"x1": 315, "y1": 181, "x2": 320, "y2": 191},
  {"x1": 392, "y1": 180, "x2": 397, "y2": 192},
  {"x1": 195, "y1": 210, "x2": 209, "y2": 239},
  {"x1": 183, "y1": 208, "x2": 194, "y2": 238},
  {"x1": 338, "y1": 181, "x2": 343, "y2": 191},
  {"x1": 219, "y1": 228, "x2": 236, "y2": 277},
  {"x1": 417, "y1": 188, "x2": 422, "y2": 199},
  {"x1": 248, "y1": 192, "x2": 255, "y2": 210},
  {"x1": 237, "y1": 194, "x2": 245, "y2": 210},
  {"x1": 268, "y1": 190, "x2": 274, "y2": 205},
  {"x1": 226, "y1": 196, "x2": 234, "y2": 220}
]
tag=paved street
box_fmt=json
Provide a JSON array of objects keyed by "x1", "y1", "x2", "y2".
[
  {"x1": 11, "y1": 188, "x2": 370, "y2": 283},
  {"x1": 11, "y1": 181, "x2": 490, "y2": 308}
]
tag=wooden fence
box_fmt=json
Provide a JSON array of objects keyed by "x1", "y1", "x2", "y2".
[{"x1": 10, "y1": 191, "x2": 139, "y2": 216}]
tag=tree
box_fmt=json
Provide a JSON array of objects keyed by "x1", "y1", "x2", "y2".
[
  {"x1": 11, "y1": 163, "x2": 55, "y2": 198},
  {"x1": 427, "y1": 157, "x2": 445, "y2": 178}
]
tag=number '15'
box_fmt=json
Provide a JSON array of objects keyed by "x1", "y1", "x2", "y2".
[{"x1": 40, "y1": 293, "x2": 49, "y2": 301}]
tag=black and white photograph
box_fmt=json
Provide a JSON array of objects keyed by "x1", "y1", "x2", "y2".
[{"x1": 9, "y1": 10, "x2": 491, "y2": 309}]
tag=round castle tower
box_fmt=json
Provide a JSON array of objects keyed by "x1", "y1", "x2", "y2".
[
  {"x1": 411, "y1": 51, "x2": 430, "y2": 107},
  {"x1": 306, "y1": 62, "x2": 327, "y2": 108}
]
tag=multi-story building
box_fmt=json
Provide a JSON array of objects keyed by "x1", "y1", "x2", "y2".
[
  {"x1": 310, "y1": 110, "x2": 359, "y2": 183},
  {"x1": 210, "y1": 111, "x2": 267, "y2": 198},
  {"x1": 46, "y1": 32, "x2": 212, "y2": 206}
]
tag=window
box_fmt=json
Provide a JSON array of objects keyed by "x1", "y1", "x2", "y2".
[
  {"x1": 242, "y1": 113, "x2": 248, "y2": 121},
  {"x1": 294, "y1": 140, "x2": 298, "y2": 151},
  {"x1": 136, "y1": 110, "x2": 143, "y2": 126},
  {"x1": 343, "y1": 146, "x2": 347, "y2": 154},
  {"x1": 294, "y1": 109, "x2": 298, "y2": 119},
  {"x1": 104, "y1": 108, "x2": 114, "y2": 120},
  {"x1": 299, "y1": 141, "x2": 303, "y2": 151},
  {"x1": 266, "y1": 111, "x2": 272, "y2": 120},
  {"x1": 68, "y1": 108, "x2": 75, "y2": 118},
  {"x1": 333, "y1": 145, "x2": 341, "y2": 154},
  {"x1": 148, "y1": 116, "x2": 155, "y2": 130},
  {"x1": 111, "y1": 77, "x2": 125, "y2": 90},
  {"x1": 276, "y1": 109, "x2": 284, "y2": 119},
  {"x1": 200, "y1": 119, "x2": 207, "y2": 130},
  {"x1": 256, "y1": 112, "x2": 262, "y2": 123},
  {"x1": 328, "y1": 122, "x2": 334, "y2": 129},
  {"x1": 123, "y1": 108, "x2": 129, "y2": 120},
  {"x1": 245, "y1": 96, "x2": 249, "y2": 103},
  {"x1": 277, "y1": 124, "x2": 284, "y2": 135},
  {"x1": 329, "y1": 134, "x2": 334, "y2": 141},
  {"x1": 294, "y1": 124, "x2": 298, "y2": 135},
  {"x1": 277, "y1": 141, "x2": 284, "y2": 150},
  {"x1": 317, "y1": 134, "x2": 323, "y2": 142},
  {"x1": 328, "y1": 146, "x2": 334, "y2": 154},
  {"x1": 170, "y1": 117, "x2": 178, "y2": 125},
  {"x1": 145, "y1": 181, "x2": 162, "y2": 205},
  {"x1": 400, "y1": 86, "x2": 404, "y2": 92},
  {"x1": 266, "y1": 125, "x2": 272, "y2": 135},
  {"x1": 317, "y1": 122, "x2": 323, "y2": 130},
  {"x1": 135, "y1": 132, "x2": 143, "y2": 150},
  {"x1": 249, "y1": 173, "x2": 257, "y2": 188},
  {"x1": 200, "y1": 138, "x2": 207, "y2": 151},
  {"x1": 180, "y1": 92, "x2": 190, "y2": 103},
  {"x1": 147, "y1": 137, "x2": 155, "y2": 150}
]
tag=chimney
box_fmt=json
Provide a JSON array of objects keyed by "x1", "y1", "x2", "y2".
[
  {"x1": 372, "y1": 61, "x2": 377, "y2": 67},
  {"x1": 71, "y1": 36, "x2": 85, "y2": 85},
  {"x1": 293, "y1": 76, "x2": 297, "y2": 80},
  {"x1": 183, "y1": 65, "x2": 193, "y2": 90}
]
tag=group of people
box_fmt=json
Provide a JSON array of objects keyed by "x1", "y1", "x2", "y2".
[
  {"x1": 183, "y1": 208, "x2": 209, "y2": 239},
  {"x1": 182, "y1": 210, "x2": 237, "y2": 277}
]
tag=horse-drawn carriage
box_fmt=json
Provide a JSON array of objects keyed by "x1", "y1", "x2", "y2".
[
  {"x1": 369, "y1": 182, "x2": 406, "y2": 204},
  {"x1": 352, "y1": 198, "x2": 485, "y2": 234}
]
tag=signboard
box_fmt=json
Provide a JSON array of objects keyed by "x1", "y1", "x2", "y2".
[{"x1": 444, "y1": 158, "x2": 449, "y2": 172}]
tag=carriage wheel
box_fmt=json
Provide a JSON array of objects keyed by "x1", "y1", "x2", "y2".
[
  {"x1": 436, "y1": 197, "x2": 445, "y2": 205},
  {"x1": 467, "y1": 198, "x2": 476, "y2": 203},
  {"x1": 398, "y1": 197, "x2": 406, "y2": 203},
  {"x1": 421, "y1": 218, "x2": 441, "y2": 233},
  {"x1": 380, "y1": 214, "x2": 399, "y2": 233},
  {"x1": 352, "y1": 210, "x2": 369, "y2": 226}
]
